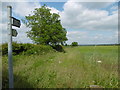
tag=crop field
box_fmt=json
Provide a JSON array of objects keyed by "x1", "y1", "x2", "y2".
[{"x1": 2, "y1": 46, "x2": 118, "y2": 88}]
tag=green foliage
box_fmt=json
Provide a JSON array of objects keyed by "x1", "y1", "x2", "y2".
[
  {"x1": 12, "y1": 42, "x2": 33, "y2": 55},
  {"x1": 71, "y1": 42, "x2": 78, "y2": 46},
  {"x1": 1, "y1": 43, "x2": 8, "y2": 56},
  {"x1": 1, "y1": 42, "x2": 54, "y2": 56},
  {"x1": 24, "y1": 45, "x2": 53, "y2": 55},
  {"x1": 1, "y1": 42, "x2": 33, "y2": 56},
  {"x1": 23, "y1": 5, "x2": 68, "y2": 45},
  {"x1": 51, "y1": 45, "x2": 65, "y2": 52}
]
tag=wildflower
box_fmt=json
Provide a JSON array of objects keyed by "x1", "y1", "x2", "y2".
[
  {"x1": 90, "y1": 85, "x2": 103, "y2": 88},
  {"x1": 97, "y1": 60, "x2": 102, "y2": 63},
  {"x1": 59, "y1": 61, "x2": 61, "y2": 64}
]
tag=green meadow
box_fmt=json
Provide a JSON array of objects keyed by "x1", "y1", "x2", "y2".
[{"x1": 2, "y1": 46, "x2": 118, "y2": 88}]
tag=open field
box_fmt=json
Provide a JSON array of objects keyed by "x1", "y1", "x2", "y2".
[{"x1": 2, "y1": 46, "x2": 118, "y2": 88}]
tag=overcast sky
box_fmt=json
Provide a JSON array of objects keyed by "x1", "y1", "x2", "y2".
[{"x1": 0, "y1": 0, "x2": 119, "y2": 45}]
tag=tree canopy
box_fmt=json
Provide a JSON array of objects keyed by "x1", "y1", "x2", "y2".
[
  {"x1": 71, "y1": 42, "x2": 78, "y2": 46},
  {"x1": 23, "y1": 5, "x2": 68, "y2": 45}
]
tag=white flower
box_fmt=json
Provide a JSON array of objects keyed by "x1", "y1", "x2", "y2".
[
  {"x1": 97, "y1": 60, "x2": 102, "y2": 63},
  {"x1": 59, "y1": 61, "x2": 61, "y2": 64},
  {"x1": 90, "y1": 85, "x2": 103, "y2": 88}
]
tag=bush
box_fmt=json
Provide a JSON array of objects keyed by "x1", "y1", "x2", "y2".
[
  {"x1": 24, "y1": 45, "x2": 53, "y2": 55},
  {"x1": 1, "y1": 42, "x2": 58, "y2": 56},
  {"x1": 71, "y1": 42, "x2": 78, "y2": 46},
  {"x1": 1, "y1": 42, "x2": 34, "y2": 56},
  {"x1": 12, "y1": 43, "x2": 34, "y2": 55},
  {"x1": 51, "y1": 45, "x2": 65, "y2": 52},
  {"x1": 1, "y1": 43, "x2": 8, "y2": 56}
]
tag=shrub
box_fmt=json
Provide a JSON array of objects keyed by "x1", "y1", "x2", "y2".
[
  {"x1": 1, "y1": 43, "x2": 8, "y2": 56},
  {"x1": 51, "y1": 45, "x2": 65, "y2": 52},
  {"x1": 71, "y1": 42, "x2": 78, "y2": 46},
  {"x1": 1, "y1": 42, "x2": 55, "y2": 56},
  {"x1": 1, "y1": 42, "x2": 34, "y2": 56},
  {"x1": 12, "y1": 43, "x2": 34, "y2": 55},
  {"x1": 24, "y1": 45, "x2": 54, "y2": 55}
]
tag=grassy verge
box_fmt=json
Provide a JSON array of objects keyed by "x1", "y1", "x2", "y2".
[{"x1": 2, "y1": 46, "x2": 118, "y2": 88}]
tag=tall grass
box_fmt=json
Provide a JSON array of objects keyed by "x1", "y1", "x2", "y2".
[{"x1": 2, "y1": 46, "x2": 118, "y2": 88}]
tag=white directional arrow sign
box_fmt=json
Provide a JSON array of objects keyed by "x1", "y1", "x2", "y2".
[{"x1": 12, "y1": 29, "x2": 18, "y2": 37}]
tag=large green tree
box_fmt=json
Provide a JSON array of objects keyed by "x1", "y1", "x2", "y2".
[{"x1": 23, "y1": 5, "x2": 68, "y2": 45}]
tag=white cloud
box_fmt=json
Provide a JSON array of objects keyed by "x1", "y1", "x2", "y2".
[
  {"x1": 67, "y1": 0, "x2": 113, "y2": 9},
  {"x1": 112, "y1": 10, "x2": 118, "y2": 14},
  {"x1": 79, "y1": 2, "x2": 112, "y2": 9},
  {"x1": 66, "y1": 31, "x2": 88, "y2": 44},
  {"x1": 67, "y1": 31, "x2": 118, "y2": 44},
  {"x1": 14, "y1": 22, "x2": 33, "y2": 43},
  {"x1": 67, "y1": 0, "x2": 117, "y2": 2},
  {"x1": 60, "y1": 1, "x2": 118, "y2": 31},
  {"x1": 110, "y1": 5, "x2": 118, "y2": 10},
  {"x1": 2, "y1": 2, "x2": 41, "y2": 17},
  {"x1": 48, "y1": 7, "x2": 60, "y2": 14},
  {"x1": 1, "y1": 22, "x2": 33, "y2": 43},
  {"x1": 1, "y1": 11, "x2": 7, "y2": 23},
  {"x1": 67, "y1": 31, "x2": 88, "y2": 36},
  {"x1": 0, "y1": 23, "x2": 8, "y2": 43},
  {"x1": 13, "y1": 2, "x2": 41, "y2": 17},
  {"x1": 81, "y1": 13, "x2": 118, "y2": 31}
]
